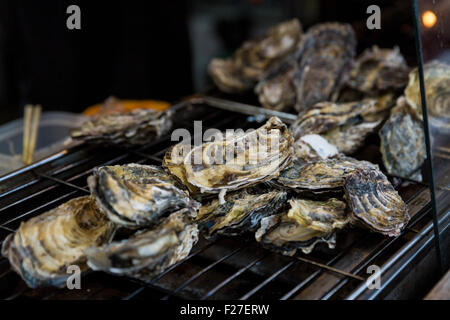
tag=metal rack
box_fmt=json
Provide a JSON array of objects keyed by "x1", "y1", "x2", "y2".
[{"x1": 0, "y1": 101, "x2": 439, "y2": 300}]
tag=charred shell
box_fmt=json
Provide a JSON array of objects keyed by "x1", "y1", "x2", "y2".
[
  {"x1": 344, "y1": 168, "x2": 409, "y2": 237},
  {"x1": 196, "y1": 189, "x2": 287, "y2": 239},
  {"x1": 347, "y1": 46, "x2": 409, "y2": 94},
  {"x1": 88, "y1": 164, "x2": 200, "y2": 228},
  {"x1": 85, "y1": 209, "x2": 198, "y2": 281},
  {"x1": 71, "y1": 108, "x2": 172, "y2": 146},
  {"x1": 293, "y1": 23, "x2": 356, "y2": 113},
  {"x1": 1, "y1": 196, "x2": 115, "y2": 288}
]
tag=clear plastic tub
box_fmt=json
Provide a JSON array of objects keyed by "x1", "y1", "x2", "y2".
[{"x1": 0, "y1": 112, "x2": 88, "y2": 176}]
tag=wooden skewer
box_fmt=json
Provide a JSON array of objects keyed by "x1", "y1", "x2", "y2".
[
  {"x1": 27, "y1": 105, "x2": 41, "y2": 164},
  {"x1": 22, "y1": 105, "x2": 42, "y2": 165},
  {"x1": 22, "y1": 105, "x2": 33, "y2": 164}
]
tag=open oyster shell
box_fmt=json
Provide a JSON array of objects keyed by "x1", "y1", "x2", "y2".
[
  {"x1": 71, "y1": 108, "x2": 172, "y2": 146},
  {"x1": 293, "y1": 22, "x2": 356, "y2": 113},
  {"x1": 347, "y1": 46, "x2": 409, "y2": 94},
  {"x1": 379, "y1": 97, "x2": 426, "y2": 181},
  {"x1": 405, "y1": 61, "x2": 450, "y2": 130},
  {"x1": 208, "y1": 19, "x2": 302, "y2": 93},
  {"x1": 88, "y1": 164, "x2": 200, "y2": 228},
  {"x1": 344, "y1": 168, "x2": 409, "y2": 237},
  {"x1": 1, "y1": 196, "x2": 115, "y2": 288},
  {"x1": 85, "y1": 209, "x2": 198, "y2": 281},
  {"x1": 196, "y1": 188, "x2": 287, "y2": 239},
  {"x1": 256, "y1": 198, "x2": 348, "y2": 256},
  {"x1": 165, "y1": 117, "x2": 293, "y2": 201}
]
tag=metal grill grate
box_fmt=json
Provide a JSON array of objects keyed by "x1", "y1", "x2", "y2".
[{"x1": 0, "y1": 101, "x2": 433, "y2": 300}]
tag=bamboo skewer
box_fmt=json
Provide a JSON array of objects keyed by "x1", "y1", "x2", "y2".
[{"x1": 22, "y1": 105, "x2": 42, "y2": 165}]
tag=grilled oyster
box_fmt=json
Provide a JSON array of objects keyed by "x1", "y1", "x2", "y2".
[
  {"x1": 293, "y1": 23, "x2": 356, "y2": 113},
  {"x1": 1, "y1": 196, "x2": 115, "y2": 288},
  {"x1": 293, "y1": 134, "x2": 339, "y2": 162},
  {"x1": 344, "y1": 168, "x2": 409, "y2": 237},
  {"x1": 196, "y1": 189, "x2": 287, "y2": 239},
  {"x1": 86, "y1": 208, "x2": 198, "y2": 281},
  {"x1": 255, "y1": 62, "x2": 297, "y2": 111},
  {"x1": 166, "y1": 117, "x2": 293, "y2": 201},
  {"x1": 347, "y1": 46, "x2": 409, "y2": 94},
  {"x1": 275, "y1": 157, "x2": 378, "y2": 193},
  {"x1": 71, "y1": 108, "x2": 172, "y2": 146},
  {"x1": 255, "y1": 198, "x2": 348, "y2": 255},
  {"x1": 88, "y1": 164, "x2": 200, "y2": 228},
  {"x1": 379, "y1": 97, "x2": 426, "y2": 181},
  {"x1": 209, "y1": 19, "x2": 302, "y2": 93},
  {"x1": 405, "y1": 61, "x2": 450, "y2": 130}
]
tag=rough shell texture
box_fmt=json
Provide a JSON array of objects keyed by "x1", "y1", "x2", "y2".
[
  {"x1": 379, "y1": 98, "x2": 426, "y2": 181},
  {"x1": 166, "y1": 117, "x2": 293, "y2": 198},
  {"x1": 347, "y1": 46, "x2": 409, "y2": 94},
  {"x1": 208, "y1": 19, "x2": 302, "y2": 93},
  {"x1": 196, "y1": 189, "x2": 287, "y2": 239},
  {"x1": 275, "y1": 157, "x2": 378, "y2": 192},
  {"x1": 85, "y1": 209, "x2": 198, "y2": 281},
  {"x1": 344, "y1": 168, "x2": 409, "y2": 237},
  {"x1": 88, "y1": 164, "x2": 200, "y2": 228},
  {"x1": 71, "y1": 108, "x2": 172, "y2": 146},
  {"x1": 1, "y1": 196, "x2": 115, "y2": 288},
  {"x1": 293, "y1": 22, "x2": 356, "y2": 113},
  {"x1": 405, "y1": 61, "x2": 450, "y2": 130}
]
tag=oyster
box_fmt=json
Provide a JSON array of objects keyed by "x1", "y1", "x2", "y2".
[
  {"x1": 344, "y1": 168, "x2": 409, "y2": 237},
  {"x1": 1, "y1": 196, "x2": 115, "y2": 288},
  {"x1": 86, "y1": 208, "x2": 198, "y2": 281},
  {"x1": 209, "y1": 19, "x2": 302, "y2": 93},
  {"x1": 255, "y1": 198, "x2": 348, "y2": 255},
  {"x1": 71, "y1": 108, "x2": 172, "y2": 146},
  {"x1": 379, "y1": 97, "x2": 426, "y2": 181},
  {"x1": 275, "y1": 157, "x2": 378, "y2": 193},
  {"x1": 164, "y1": 117, "x2": 293, "y2": 201},
  {"x1": 88, "y1": 164, "x2": 200, "y2": 228},
  {"x1": 293, "y1": 22, "x2": 356, "y2": 113},
  {"x1": 196, "y1": 189, "x2": 287, "y2": 239},
  {"x1": 293, "y1": 134, "x2": 339, "y2": 162},
  {"x1": 255, "y1": 62, "x2": 297, "y2": 111},
  {"x1": 347, "y1": 46, "x2": 409, "y2": 94},
  {"x1": 405, "y1": 61, "x2": 450, "y2": 130}
]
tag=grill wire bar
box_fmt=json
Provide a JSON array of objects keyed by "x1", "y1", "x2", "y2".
[{"x1": 0, "y1": 102, "x2": 434, "y2": 300}]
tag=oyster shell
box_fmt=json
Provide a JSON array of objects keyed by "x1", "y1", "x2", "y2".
[
  {"x1": 88, "y1": 164, "x2": 200, "y2": 228},
  {"x1": 405, "y1": 61, "x2": 450, "y2": 130},
  {"x1": 85, "y1": 208, "x2": 198, "y2": 281},
  {"x1": 209, "y1": 19, "x2": 302, "y2": 93},
  {"x1": 347, "y1": 46, "x2": 409, "y2": 94},
  {"x1": 165, "y1": 117, "x2": 293, "y2": 200},
  {"x1": 275, "y1": 157, "x2": 378, "y2": 193},
  {"x1": 255, "y1": 198, "x2": 348, "y2": 255},
  {"x1": 196, "y1": 188, "x2": 287, "y2": 239},
  {"x1": 293, "y1": 22, "x2": 356, "y2": 113},
  {"x1": 344, "y1": 168, "x2": 409, "y2": 237},
  {"x1": 293, "y1": 134, "x2": 339, "y2": 162},
  {"x1": 255, "y1": 62, "x2": 297, "y2": 111},
  {"x1": 71, "y1": 108, "x2": 172, "y2": 146},
  {"x1": 1, "y1": 196, "x2": 115, "y2": 288},
  {"x1": 379, "y1": 97, "x2": 426, "y2": 181}
]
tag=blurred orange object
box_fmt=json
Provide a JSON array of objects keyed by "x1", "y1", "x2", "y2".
[{"x1": 82, "y1": 96, "x2": 170, "y2": 116}]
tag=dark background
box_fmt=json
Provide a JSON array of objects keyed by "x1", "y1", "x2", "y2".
[{"x1": 0, "y1": 0, "x2": 419, "y2": 125}]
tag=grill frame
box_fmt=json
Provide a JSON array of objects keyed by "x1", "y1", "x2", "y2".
[{"x1": 0, "y1": 101, "x2": 440, "y2": 300}]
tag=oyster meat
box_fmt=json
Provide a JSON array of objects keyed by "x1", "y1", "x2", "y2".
[
  {"x1": 88, "y1": 164, "x2": 200, "y2": 228},
  {"x1": 164, "y1": 117, "x2": 293, "y2": 201},
  {"x1": 344, "y1": 168, "x2": 409, "y2": 237},
  {"x1": 379, "y1": 97, "x2": 426, "y2": 181},
  {"x1": 293, "y1": 22, "x2": 356, "y2": 113},
  {"x1": 1, "y1": 196, "x2": 115, "y2": 288},
  {"x1": 86, "y1": 208, "x2": 198, "y2": 281},
  {"x1": 347, "y1": 46, "x2": 409, "y2": 94},
  {"x1": 71, "y1": 108, "x2": 172, "y2": 146},
  {"x1": 255, "y1": 198, "x2": 348, "y2": 255},
  {"x1": 208, "y1": 19, "x2": 302, "y2": 93},
  {"x1": 405, "y1": 61, "x2": 450, "y2": 130},
  {"x1": 196, "y1": 188, "x2": 287, "y2": 239},
  {"x1": 275, "y1": 157, "x2": 378, "y2": 193}
]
